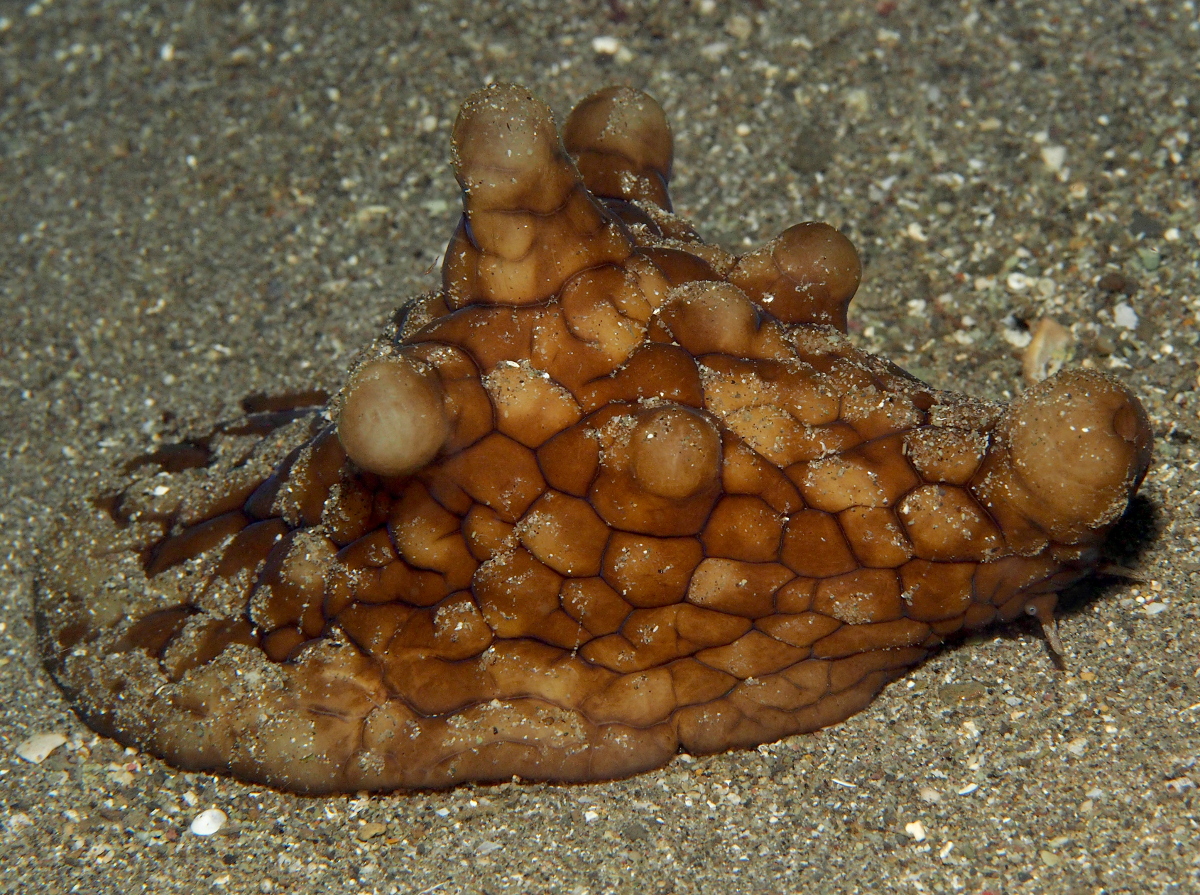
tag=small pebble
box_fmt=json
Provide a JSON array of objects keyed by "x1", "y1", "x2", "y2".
[
  {"x1": 1136, "y1": 246, "x2": 1161, "y2": 271},
  {"x1": 356, "y1": 822, "x2": 387, "y2": 841},
  {"x1": 1097, "y1": 271, "x2": 1134, "y2": 294},
  {"x1": 591, "y1": 36, "x2": 620, "y2": 55},
  {"x1": 1129, "y1": 210, "x2": 1165, "y2": 239},
  {"x1": 1001, "y1": 314, "x2": 1033, "y2": 348},
  {"x1": 940, "y1": 681, "x2": 987, "y2": 704},
  {"x1": 905, "y1": 820, "x2": 927, "y2": 842},
  {"x1": 5, "y1": 813, "x2": 34, "y2": 833},
  {"x1": 190, "y1": 808, "x2": 228, "y2": 836},
  {"x1": 1113, "y1": 302, "x2": 1139, "y2": 330},
  {"x1": 107, "y1": 766, "x2": 135, "y2": 786},
  {"x1": 724, "y1": 14, "x2": 753, "y2": 40},
  {"x1": 621, "y1": 821, "x2": 651, "y2": 840},
  {"x1": 1165, "y1": 777, "x2": 1195, "y2": 794},
  {"x1": 1040, "y1": 145, "x2": 1067, "y2": 173},
  {"x1": 1006, "y1": 271, "x2": 1031, "y2": 292}
]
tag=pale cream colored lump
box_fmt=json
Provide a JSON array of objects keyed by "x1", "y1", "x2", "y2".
[{"x1": 35, "y1": 85, "x2": 1153, "y2": 793}]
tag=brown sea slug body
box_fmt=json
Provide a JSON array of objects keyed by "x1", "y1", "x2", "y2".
[{"x1": 35, "y1": 85, "x2": 1153, "y2": 793}]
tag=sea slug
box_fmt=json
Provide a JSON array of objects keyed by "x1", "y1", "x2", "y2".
[{"x1": 35, "y1": 84, "x2": 1153, "y2": 792}]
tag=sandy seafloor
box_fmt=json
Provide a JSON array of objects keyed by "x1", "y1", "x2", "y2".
[{"x1": 1, "y1": 1, "x2": 1199, "y2": 893}]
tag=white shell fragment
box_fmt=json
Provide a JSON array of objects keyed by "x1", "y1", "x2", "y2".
[
  {"x1": 190, "y1": 808, "x2": 228, "y2": 836},
  {"x1": 15, "y1": 732, "x2": 68, "y2": 764}
]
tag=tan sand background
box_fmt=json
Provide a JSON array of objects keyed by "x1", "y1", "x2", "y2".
[{"x1": 1, "y1": 1, "x2": 1197, "y2": 892}]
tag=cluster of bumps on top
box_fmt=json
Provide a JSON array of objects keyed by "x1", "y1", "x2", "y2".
[{"x1": 36, "y1": 85, "x2": 1152, "y2": 793}]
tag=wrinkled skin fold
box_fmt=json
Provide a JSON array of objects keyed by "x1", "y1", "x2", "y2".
[{"x1": 35, "y1": 85, "x2": 1153, "y2": 793}]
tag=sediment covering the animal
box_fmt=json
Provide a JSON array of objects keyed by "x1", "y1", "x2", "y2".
[{"x1": 35, "y1": 84, "x2": 1153, "y2": 793}]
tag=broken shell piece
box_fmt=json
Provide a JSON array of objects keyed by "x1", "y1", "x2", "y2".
[{"x1": 1022, "y1": 316, "x2": 1074, "y2": 384}]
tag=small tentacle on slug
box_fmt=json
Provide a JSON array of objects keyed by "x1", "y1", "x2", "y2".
[{"x1": 1025, "y1": 593, "x2": 1065, "y2": 658}]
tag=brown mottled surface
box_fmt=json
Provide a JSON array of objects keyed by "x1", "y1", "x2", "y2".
[
  {"x1": 4, "y1": 3, "x2": 1199, "y2": 893},
  {"x1": 35, "y1": 84, "x2": 1150, "y2": 794}
]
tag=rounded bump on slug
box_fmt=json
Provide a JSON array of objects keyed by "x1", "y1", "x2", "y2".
[{"x1": 336, "y1": 356, "x2": 450, "y2": 477}]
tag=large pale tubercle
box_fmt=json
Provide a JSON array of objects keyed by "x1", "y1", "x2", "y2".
[
  {"x1": 34, "y1": 84, "x2": 1153, "y2": 793},
  {"x1": 337, "y1": 356, "x2": 451, "y2": 477},
  {"x1": 983, "y1": 368, "x2": 1153, "y2": 546}
]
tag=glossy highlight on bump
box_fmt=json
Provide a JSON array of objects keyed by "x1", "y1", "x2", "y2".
[{"x1": 34, "y1": 84, "x2": 1153, "y2": 793}]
